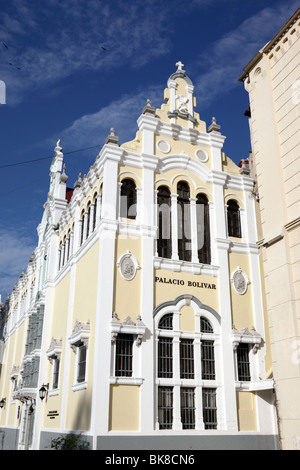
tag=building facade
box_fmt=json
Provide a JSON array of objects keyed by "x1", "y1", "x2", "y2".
[
  {"x1": 239, "y1": 7, "x2": 300, "y2": 450},
  {"x1": 0, "y1": 63, "x2": 278, "y2": 450}
]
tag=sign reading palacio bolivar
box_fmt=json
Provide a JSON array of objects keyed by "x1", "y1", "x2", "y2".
[{"x1": 155, "y1": 276, "x2": 217, "y2": 290}]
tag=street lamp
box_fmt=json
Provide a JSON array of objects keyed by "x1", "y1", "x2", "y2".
[
  {"x1": 0, "y1": 398, "x2": 6, "y2": 409},
  {"x1": 39, "y1": 384, "x2": 49, "y2": 401}
]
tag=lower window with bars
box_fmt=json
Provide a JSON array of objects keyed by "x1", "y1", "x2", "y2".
[{"x1": 158, "y1": 386, "x2": 218, "y2": 430}]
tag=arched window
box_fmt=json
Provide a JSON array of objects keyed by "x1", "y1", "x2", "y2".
[
  {"x1": 157, "y1": 186, "x2": 172, "y2": 259},
  {"x1": 177, "y1": 181, "x2": 191, "y2": 262},
  {"x1": 155, "y1": 301, "x2": 220, "y2": 431},
  {"x1": 120, "y1": 179, "x2": 137, "y2": 219},
  {"x1": 92, "y1": 194, "x2": 97, "y2": 232},
  {"x1": 227, "y1": 199, "x2": 242, "y2": 238},
  {"x1": 200, "y1": 317, "x2": 215, "y2": 381},
  {"x1": 158, "y1": 313, "x2": 174, "y2": 379},
  {"x1": 80, "y1": 210, "x2": 85, "y2": 246},
  {"x1": 86, "y1": 202, "x2": 91, "y2": 239},
  {"x1": 196, "y1": 193, "x2": 211, "y2": 264},
  {"x1": 200, "y1": 317, "x2": 213, "y2": 333},
  {"x1": 158, "y1": 313, "x2": 173, "y2": 330}
]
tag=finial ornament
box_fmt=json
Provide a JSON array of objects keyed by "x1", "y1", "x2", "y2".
[
  {"x1": 176, "y1": 61, "x2": 184, "y2": 71},
  {"x1": 60, "y1": 163, "x2": 68, "y2": 183},
  {"x1": 208, "y1": 116, "x2": 221, "y2": 133},
  {"x1": 54, "y1": 138, "x2": 62, "y2": 154},
  {"x1": 105, "y1": 127, "x2": 119, "y2": 145},
  {"x1": 74, "y1": 172, "x2": 82, "y2": 189},
  {"x1": 142, "y1": 98, "x2": 155, "y2": 115}
]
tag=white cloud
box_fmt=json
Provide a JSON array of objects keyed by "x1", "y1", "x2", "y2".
[
  {"x1": 0, "y1": 228, "x2": 36, "y2": 298},
  {"x1": 193, "y1": 1, "x2": 300, "y2": 109},
  {"x1": 53, "y1": 84, "x2": 164, "y2": 150},
  {"x1": 0, "y1": 0, "x2": 176, "y2": 103}
]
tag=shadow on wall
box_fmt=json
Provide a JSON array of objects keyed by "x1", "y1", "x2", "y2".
[
  {"x1": 70, "y1": 389, "x2": 92, "y2": 432},
  {"x1": 40, "y1": 389, "x2": 93, "y2": 450}
]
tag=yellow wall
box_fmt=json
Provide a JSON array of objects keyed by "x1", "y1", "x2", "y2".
[
  {"x1": 180, "y1": 305, "x2": 195, "y2": 332},
  {"x1": 0, "y1": 318, "x2": 28, "y2": 428},
  {"x1": 73, "y1": 240, "x2": 99, "y2": 323},
  {"x1": 236, "y1": 391, "x2": 257, "y2": 431},
  {"x1": 155, "y1": 269, "x2": 219, "y2": 314},
  {"x1": 109, "y1": 385, "x2": 140, "y2": 431},
  {"x1": 64, "y1": 241, "x2": 99, "y2": 431},
  {"x1": 114, "y1": 236, "x2": 142, "y2": 322},
  {"x1": 51, "y1": 272, "x2": 71, "y2": 340},
  {"x1": 228, "y1": 252, "x2": 254, "y2": 330}
]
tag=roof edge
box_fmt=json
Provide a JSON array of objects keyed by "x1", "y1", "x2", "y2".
[{"x1": 238, "y1": 7, "x2": 300, "y2": 82}]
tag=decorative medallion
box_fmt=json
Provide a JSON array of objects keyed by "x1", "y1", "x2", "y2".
[
  {"x1": 117, "y1": 251, "x2": 140, "y2": 281},
  {"x1": 195, "y1": 149, "x2": 208, "y2": 163},
  {"x1": 157, "y1": 139, "x2": 171, "y2": 154},
  {"x1": 231, "y1": 268, "x2": 249, "y2": 295}
]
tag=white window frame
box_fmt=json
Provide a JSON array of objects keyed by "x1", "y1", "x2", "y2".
[
  {"x1": 154, "y1": 295, "x2": 222, "y2": 431},
  {"x1": 68, "y1": 320, "x2": 90, "y2": 391},
  {"x1": 46, "y1": 338, "x2": 62, "y2": 396},
  {"x1": 109, "y1": 313, "x2": 146, "y2": 385}
]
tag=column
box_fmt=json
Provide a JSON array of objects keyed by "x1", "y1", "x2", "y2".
[
  {"x1": 209, "y1": 202, "x2": 217, "y2": 265},
  {"x1": 91, "y1": 144, "x2": 123, "y2": 446},
  {"x1": 95, "y1": 194, "x2": 102, "y2": 226},
  {"x1": 173, "y1": 334, "x2": 182, "y2": 430},
  {"x1": 213, "y1": 172, "x2": 238, "y2": 431},
  {"x1": 89, "y1": 203, "x2": 95, "y2": 234},
  {"x1": 171, "y1": 194, "x2": 179, "y2": 260},
  {"x1": 83, "y1": 211, "x2": 88, "y2": 241},
  {"x1": 190, "y1": 197, "x2": 198, "y2": 263},
  {"x1": 140, "y1": 161, "x2": 158, "y2": 433}
]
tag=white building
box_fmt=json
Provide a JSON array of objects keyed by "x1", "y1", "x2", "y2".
[{"x1": 0, "y1": 63, "x2": 278, "y2": 450}]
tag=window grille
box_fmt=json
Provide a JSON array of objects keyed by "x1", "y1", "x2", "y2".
[
  {"x1": 158, "y1": 387, "x2": 173, "y2": 429},
  {"x1": 80, "y1": 211, "x2": 85, "y2": 246},
  {"x1": 77, "y1": 343, "x2": 87, "y2": 383},
  {"x1": 115, "y1": 334, "x2": 133, "y2": 377},
  {"x1": 202, "y1": 388, "x2": 217, "y2": 429},
  {"x1": 120, "y1": 179, "x2": 137, "y2": 219},
  {"x1": 237, "y1": 343, "x2": 251, "y2": 381},
  {"x1": 201, "y1": 341, "x2": 216, "y2": 380},
  {"x1": 177, "y1": 181, "x2": 191, "y2": 262},
  {"x1": 200, "y1": 317, "x2": 213, "y2": 333},
  {"x1": 93, "y1": 198, "x2": 97, "y2": 231},
  {"x1": 180, "y1": 339, "x2": 194, "y2": 379},
  {"x1": 157, "y1": 186, "x2": 172, "y2": 259},
  {"x1": 52, "y1": 356, "x2": 60, "y2": 389},
  {"x1": 180, "y1": 387, "x2": 195, "y2": 429},
  {"x1": 196, "y1": 193, "x2": 211, "y2": 264},
  {"x1": 158, "y1": 313, "x2": 173, "y2": 330},
  {"x1": 227, "y1": 199, "x2": 242, "y2": 238},
  {"x1": 158, "y1": 337, "x2": 173, "y2": 378}
]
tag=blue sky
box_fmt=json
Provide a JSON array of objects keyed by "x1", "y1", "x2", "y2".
[{"x1": 0, "y1": 0, "x2": 299, "y2": 298}]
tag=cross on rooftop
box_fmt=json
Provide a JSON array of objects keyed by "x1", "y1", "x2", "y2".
[{"x1": 176, "y1": 61, "x2": 184, "y2": 71}]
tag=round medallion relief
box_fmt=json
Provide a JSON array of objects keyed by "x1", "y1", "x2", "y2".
[
  {"x1": 195, "y1": 149, "x2": 208, "y2": 162},
  {"x1": 232, "y1": 269, "x2": 249, "y2": 295},
  {"x1": 157, "y1": 140, "x2": 171, "y2": 154},
  {"x1": 117, "y1": 251, "x2": 140, "y2": 281},
  {"x1": 120, "y1": 256, "x2": 135, "y2": 280}
]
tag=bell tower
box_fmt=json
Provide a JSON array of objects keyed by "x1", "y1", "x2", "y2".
[{"x1": 166, "y1": 61, "x2": 197, "y2": 128}]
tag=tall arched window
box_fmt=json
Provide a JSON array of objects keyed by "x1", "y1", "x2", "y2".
[
  {"x1": 120, "y1": 179, "x2": 137, "y2": 219},
  {"x1": 155, "y1": 300, "x2": 221, "y2": 431},
  {"x1": 157, "y1": 186, "x2": 172, "y2": 259},
  {"x1": 92, "y1": 195, "x2": 97, "y2": 232},
  {"x1": 196, "y1": 193, "x2": 211, "y2": 264},
  {"x1": 227, "y1": 199, "x2": 241, "y2": 238},
  {"x1": 80, "y1": 209, "x2": 85, "y2": 246},
  {"x1": 86, "y1": 202, "x2": 91, "y2": 239},
  {"x1": 177, "y1": 181, "x2": 191, "y2": 262}
]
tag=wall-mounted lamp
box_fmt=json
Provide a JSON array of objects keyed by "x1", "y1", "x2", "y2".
[
  {"x1": 0, "y1": 398, "x2": 6, "y2": 409},
  {"x1": 39, "y1": 384, "x2": 49, "y2": 401}
]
